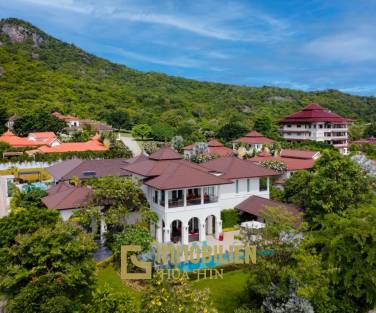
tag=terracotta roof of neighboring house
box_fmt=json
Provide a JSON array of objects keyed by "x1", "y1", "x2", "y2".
[
  {"x1": 208, "y1": 146, "x2": 234, "y2": 157},
  {"x1": 183, "y1": 140, "x2": 233, "y2": 157},
  {"x1": 201, "y1": 156, "x2": 278, "y2": 179},
  {"x1": 0, "y1": 130, "x2": 45, "y2": 147},
  {"x1": 52, "y1": 111, "x2": 79, "y2": 121},
  {"x1": 47, "y1": 158, "x2": 131, "y2": 181},
  {"x1": 351, "y1": 138, "x2": 376, "y2": 145},
  {"x1": 42, "y1": 182, "x2": 92, "y2": 210},
  {"x1": 249, "y1": 154, "x2": 315, "y2": 171},
  {"x1": 208, "y1": 139, "x2": 223, "y2": 147},
  {"x1": 233, "y1": 130, "x2": 275, "y2": 144},
  {"x1": 280, "y1": 149, "x2": 320, "y2": 160},
  {"x1": 235, "y1": 195, "x2": 300, "y2": 218},
  {"x1": 279, "y1": 103, "x2": 348, "y2": 124},
  {"x1": 37, "y1": 137, "x2": 107, "y2": 154},
  {"x1": 28, "y1": 132, "x2": 58, "y2": 145},
  {"x1": 149, "y1": 146, "x2": 183, "y2": 160}
]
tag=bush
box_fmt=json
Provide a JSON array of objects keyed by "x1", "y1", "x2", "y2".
[{"x1": 221, "y1": 209, "x2": 239, "y2": 228}]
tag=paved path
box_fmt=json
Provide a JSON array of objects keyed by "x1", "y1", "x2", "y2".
[{"x1": 119, "y1": 135, "x2": 142, "y2": 156}]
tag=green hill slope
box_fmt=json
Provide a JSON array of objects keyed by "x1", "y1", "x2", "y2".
[{"x1": 0, "y1": 17, "x2": 375, "y2": 132}]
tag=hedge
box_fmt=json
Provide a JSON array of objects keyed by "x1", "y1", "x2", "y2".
[{"x1": 221, "y1": 209, "x2": 239, "y2": 228}]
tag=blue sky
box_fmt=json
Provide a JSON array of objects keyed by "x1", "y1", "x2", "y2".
[{"x1": 1, "y1": 0, "x2": 376, "y2": 95}]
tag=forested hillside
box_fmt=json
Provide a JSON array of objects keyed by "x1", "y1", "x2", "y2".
[{"x1": 0, "y1": 17, "x2": 375, "y2": 134}]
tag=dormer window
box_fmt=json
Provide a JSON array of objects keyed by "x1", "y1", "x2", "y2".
[{"x1": 83, "y1": 171, "x2": 96, "y2": 177}]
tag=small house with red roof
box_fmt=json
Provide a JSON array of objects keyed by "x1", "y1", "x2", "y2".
[
  {"x1": 250, "y1": 148, "x2": 320, "y2": 180},
  {"x1": 232, "y1": 130, "x2": 275, "y2": 156},
  {"x1": 0, "y1": 130, "x2": 107, "y2": 154},
  {"x1": 279, "y1": 103, "x2": 349, "y2": 154},
  {"x1": 122, "y1": 145, "x2": 280, "y2": 245},
  {"x1": 183, "y1": 139, "x2": 233, "y2": 158}
]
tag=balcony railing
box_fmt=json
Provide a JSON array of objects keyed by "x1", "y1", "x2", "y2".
[
  {"x1": 168, "y1": 199, "x2": 184, "y2": 208},
  {"x1": 187, "y1": 197, "x2": 202, "y2": 206},
  {"x1": 204, "y1": 195, "x2": 218, "y2": 204}
]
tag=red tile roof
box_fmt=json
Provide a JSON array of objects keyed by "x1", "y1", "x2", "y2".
[
  {"x1": 279, "y1": 103, "x2": 348, "y2": 124},
  {"x1": 47, "y1": 158, "x2": 131, "y2": 181},
  {"x1": 249, "y1": 155, "x2": 315, "y2": 171},
  {"x1": 144, "y1": 161, "x2": 231, "y2": 189},
  {"x1": 233, "y1": 130, "x2": 275, "y2": 144},
  {"x1": 208, "y1": 139, "x2": 223, "y2": 147},
  {"x1": 236, "y1": 195, "x2": 300, "y2": 218},
  {"x1": 28, "y1": 132, "x2": 58, "y2": 145},
  {"x1": 42, "y1": 182, "x2": 92, "y2": 210},
  {"x1": 201, "y1": 156, "x2": 278, "y2": 179},
  {"x1": 37, "y1": 137, "x2": 107, "y2": 154},
  {"x1": 149, "y1": 146, "x2": 183, "y2": 160},
  {"x1": 0, "y1": 130, "x2": 45, "y2": 147},
  {"x1": 183, "y1": 139, "x2": 233, "y2": 156},
  {"x1": 280, "y1": 149, "x2": 320, "y2": 159}
]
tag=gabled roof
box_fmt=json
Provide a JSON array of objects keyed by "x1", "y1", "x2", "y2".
[
  {"x1": 47, "y1": 158, "x2": 131, "y2": 181},
  {"x1": 207, "y1": 139, "x2": 224, "y2": 147},
  {"x1": 28, "y1": 132, "x2": 57, "y2": 145},
  {"x1": 37, "y1": 137, "x2": 107, "y2": 153},
  {"x1": 201, "y1": 156, "x2": 278, "y2": 179},
  {"x1": 144, "y1": 161, "x2": 231, "y2": 189},
  {"x1": 42, "y1": 182, "x2": 92, "y2": 210},
  {"x1": 0, "y1": 130, "x2": 45, "y2": 147},
  {"x1": 236, "y1": 195, "x2": 300, "y2": 218},
  {"x1": 233, "y1": 130, "x2": 275, "y2": 144},
  {"x1": 279, "y1": 103, "x2": 348, "y2": 124},
  {"x1": 149, "y1": 146, "x2": 183, "y2": 160}
]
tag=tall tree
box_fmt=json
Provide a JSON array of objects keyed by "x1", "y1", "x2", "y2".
[
  {"x1": 131, "y1": 124, "x2": 151, "y2": 140},
  {"x1": 13, "y1": 112, "x2": 66, "y2": 136},
  {"x1": 0, "y1": 222, "x2": 97, "y2": 313}
]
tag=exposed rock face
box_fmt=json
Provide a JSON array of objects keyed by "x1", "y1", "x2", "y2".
[
  {"x1": 1, "y1": 24, "x2": 43, "y2": 46},
  {"x1": 31, "y1": 52, "x2": 40, "y2": 59},
  {"x1": 0, "y1": 66, "x2": 4, "y2": 76}
]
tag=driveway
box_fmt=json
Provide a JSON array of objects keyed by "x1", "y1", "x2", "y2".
[{"x1": 119, "y1": 135, "x2": 142, "y2": 156}]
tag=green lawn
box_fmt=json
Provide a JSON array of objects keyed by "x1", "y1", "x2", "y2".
[
  {"x1": 192, "y1": 269, "x2": 249, "y2": 313},
  {"x1": 97, "y1": 265, "x2": 249, "y2": 313},
  {"x1": 96, "y1": 265, "x2": 142, "y2": 304}
]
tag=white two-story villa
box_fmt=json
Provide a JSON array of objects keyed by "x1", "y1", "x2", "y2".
[{"x1": 123, "y1": 146, "x2": 278, "y2": 245}]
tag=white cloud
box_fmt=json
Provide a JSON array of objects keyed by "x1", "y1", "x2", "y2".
[
  {"x1": 102, "y1": 45, "x2": 202, "y2": 68},
  {"x1": 16, "y1": 0, "x2": 291, "y2": 43},
  {"x1": 304, "y1": 32, "x2": 376, "y2": 62}
]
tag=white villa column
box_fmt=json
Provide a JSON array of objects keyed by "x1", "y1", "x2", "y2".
[
  {"x1": 183, "y1": 189, "x2": 187, "y2": 207},
  {"x1": 201, "y1": 187, "x2": 204, "y2": 204},
  {"x1": 215, "y1": 218, "x2": 222, "y2": 239},
  {"x1": 156, "y1": 220, "x2": 163, "y2": 243},
  {"x1": 182, "y1": 223, "x2": 189, "y2": 245},
  {"x1": 207, "y1": 216, "x2": 213, "y2": 235},
  {"x1": 164, "y1": 191, "x2": 168, "y2": 209},
  {"x1": 199, "y1": 222, "x2": 206, "y2": 241},
  {"x1": 163, "y1": 226, "x2": 171, "y2": 243},
  {"x1": 100, "y1": 218, "x2": 107, "y2": 244}
]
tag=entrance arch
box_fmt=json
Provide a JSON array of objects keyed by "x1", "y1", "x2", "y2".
[
  {"x1": 205, "y1": 215, "x2": 216, "y2": 236},
  {"x1": 188, "y1": 217, "x2": 200, "y2": 242},
  {"x1": 170, "y1": 219, "x2": 183, "y2": 243}
]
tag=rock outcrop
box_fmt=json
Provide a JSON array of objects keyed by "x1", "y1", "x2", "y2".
[{"x1": 1, "y1": 24, "x2": 43, "y2": 46}]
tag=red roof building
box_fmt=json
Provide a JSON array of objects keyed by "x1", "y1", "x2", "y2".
[
  {"x1": 0, "y1": 130, "x2": 46, "y2": 147},
  {"x1": 279, "y1": 103, "x2": 349, "y2": 155},
  {"x1": 232, "y1": 131, "x2": 275, "y2": 157},
  {"x1": 42, "y1": 182, "x2": 92, "y2": 211},
  {"x1": 36, "y1": 136, "x2": 107, "y2": 154}
]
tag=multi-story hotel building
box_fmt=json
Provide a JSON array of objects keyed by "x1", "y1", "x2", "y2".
[{"x1": 279, "y1": 103, "x2": 349, "y2": 154}]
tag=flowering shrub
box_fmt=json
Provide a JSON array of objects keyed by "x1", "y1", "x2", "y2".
[
  {"x1": 190, "y1": 153, "x2": 218, "y2": 164},
  {"x1": 259, "y1": 160, "x2": 287, "y2": 173}
]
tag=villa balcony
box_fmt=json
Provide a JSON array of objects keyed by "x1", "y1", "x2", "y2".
[{"x1": 152, "y1": 186, "x2": 219, "y2": 210}]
